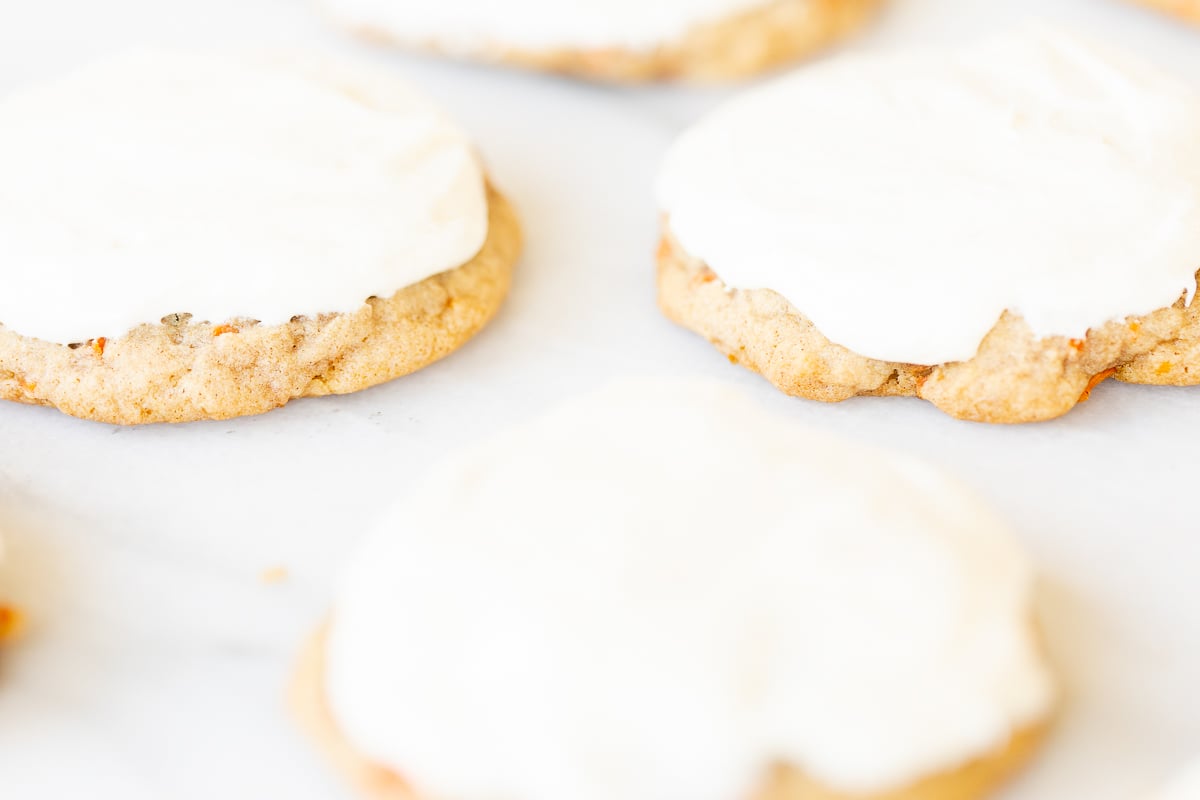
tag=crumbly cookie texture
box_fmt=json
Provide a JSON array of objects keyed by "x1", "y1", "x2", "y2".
[
  {"x1": 0, "y1": 187, "x2": 519, "y2": 425},
  {"x1": 351, "y1": 0, "x2": 879, "y2": 82},
  {"x1": 1131, "y1": 0, "x2": 1200, "y2": 23},
  {"x1": 657, "y1": 227, "x2": 1200, "y2": 423},
  {"x1": 291, "y1": 627, "x2": 1047, "y2": 800}
]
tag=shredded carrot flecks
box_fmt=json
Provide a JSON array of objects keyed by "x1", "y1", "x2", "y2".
[
  {"x1": 1129, "y1": 322, "x2": 1141, "y2": 333},
  {"x1": 1156, "y1": 361, "x2": 1174, "y2": 376},
  {"x1": 92, "y1": 337, "x2": 107, "y2": 356},
  {"x1": 1068, "y1": 338, "x2": 1085, "y2": 352},
  {"x1": 213, "y1": 324, "x2": 240, "y2": 337},
  {"x1": 0, "y1": 605, "x2": 24, "y2": 642},
  {"x1": 1079, "y1": 367, "x2": 1118, "y2": 402}
]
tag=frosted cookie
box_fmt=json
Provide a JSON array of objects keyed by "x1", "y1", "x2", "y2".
[
  {"x1": 1150, "y1": 759, "x2": 1200, "y2": 800},
  {"x1": 656, "y1": 28, "x2": 1200, "y2": 423},
  {"x1": 0, "y1": 50, "x2": 520, "y2": 425},
  {"x1": 293, "y1": 381, "x2": 1056, "y2": 800},
  {"x1": 318, "y1": 0, "x2": 879, "y2": 82}
]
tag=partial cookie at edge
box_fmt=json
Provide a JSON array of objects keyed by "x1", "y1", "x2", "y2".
[
  {"x1": 0, "y1": 186, "x2": 519, "y2": 425},
  {"x1": 656, "y1": 227, "x2": 1200, "y2": 423},
  {"x1": 343, "y1": 0, "x2": 880, "y2": 82},
  {"x1": 1128, "y1": 0, "x2": 1200, "y2": 24}
]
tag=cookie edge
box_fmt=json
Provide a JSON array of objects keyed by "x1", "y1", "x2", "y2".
[
  {"x1": 0, "y1": 184, "x2": 520, "y2": 425},
  {"x1": 334, "y1": 0, "x2": 880, "y2": 82},
  {"x1": 290, "y1": 623, "x2": 1051, "y2": 800},
  {"x1": 656, "y1": 224, "x2": 1200, "y2": 423}
]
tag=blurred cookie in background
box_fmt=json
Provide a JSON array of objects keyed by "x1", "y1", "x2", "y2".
[
  {"x1": 317, "y1": 0, "x2": 880, "y2": 81},
  {"x1": 293, "y1": 381, "x2": 1057, "y2": 800},
  {"x1": 1129, "y1": 0, "x2": 1200, "y2": 26}
]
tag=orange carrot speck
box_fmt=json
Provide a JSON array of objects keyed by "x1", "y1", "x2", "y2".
[
  {"x1": 0, "y1": 605, "x2": 25, "y2": 642},
  {"x1": 1079, "y1": 367, "x2": 1118, "y2": 402}
]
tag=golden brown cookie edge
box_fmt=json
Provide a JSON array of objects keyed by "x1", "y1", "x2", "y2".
[
  {"x1": 656, "y1": 225, "x2": 1200, "y2": 423},
  {"x1": 0, "y1": 184, "x2": 520, "y2": 425},
  {"x1": 291, "y1": 624, "x2": 1051, "y2": 800},
  {"x1": 343, "y1": 0, "x2": 880, "y2": 83}
]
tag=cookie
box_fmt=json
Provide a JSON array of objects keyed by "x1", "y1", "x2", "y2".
[
  {"x1": 656, "y1": 28, "x2": 1200, "y2": 423},
  {"x1": 293, "y1": 381, "x2": 1056, "y2": 800},
  {"x1": 0, "y1": 50, "x2": 520, "y2": 424},
  {"x1": 319, "y1": 0, "x2": 879, "y2": 81}
]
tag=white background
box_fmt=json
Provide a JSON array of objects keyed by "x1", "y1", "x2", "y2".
[{"x1": 0, "y1": 0, "x2": 1198, "y2": 797}]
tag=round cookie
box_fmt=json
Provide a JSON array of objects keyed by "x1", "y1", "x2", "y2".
[
  {"x1": 0, "y1": 51, "x2": 520, "y2": 424},
  {"x1": 293, "y1": 381, "x2": 1057, "y2": 800},
  {"x1": 318, "y1": 0, "x2": 880, "y2": 82},
  {"x1": 656, "y1": 28, "x2": 1200, "y2": 423}
]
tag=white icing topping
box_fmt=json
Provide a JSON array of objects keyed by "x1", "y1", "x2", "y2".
[
  {"x1": 1153, "y1": 759, "x2": 1200, "y2": 800},
  {"x1": 0, "y1": 50, "x2": 488, "y2": 344},
  {"x1": 325, "y1": 380, "x2": 1055, "y2": 799},
  {"x1": 657, "y1": 27, "x2": 1200, "y2": 365},
  {"x1": 320, "y1": 0, "x2": 776, "y2": 53}
]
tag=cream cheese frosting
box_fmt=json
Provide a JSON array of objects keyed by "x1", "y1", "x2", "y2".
[
  {"x1": 325, "y1": 380, "x2": 1055, "y2": 800},
  {"x1": 0, "y1": 49, "x2": 488, "y2": 344},
  {"x1": 319, "y1": 0, "x2": 777, "y2": 52},
  {"x1": 1152, "y1": 759, "x2": 1200, "y2": 800},
  {"x1": 657, "y1": 27, "x2": 1200, "y2": 365}
]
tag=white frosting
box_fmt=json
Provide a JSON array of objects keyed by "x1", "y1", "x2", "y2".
[
  {"x1": 320, "y1": 0, "x2": 775, "y2": 53},
  {"x1": 657, "y1": 27, "x2": 1200, "y2": 365},
  {"x1": 325, "y1": 381, "x2": 1055, "y2": 800},
  {"x1": 1153, "y1": 759, "x2": 1200, "y2": 800},
  {"x1": 0, "y1": 50, "x2": 488, "y2": 344}
]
